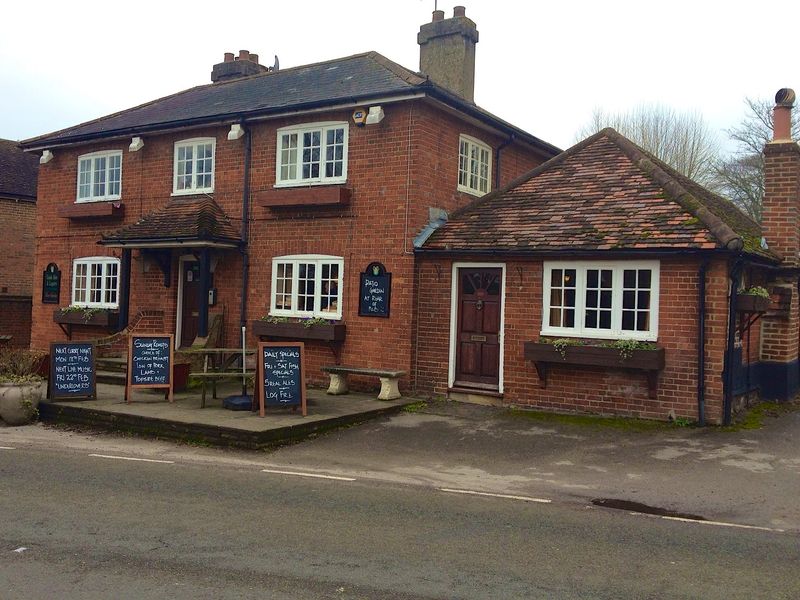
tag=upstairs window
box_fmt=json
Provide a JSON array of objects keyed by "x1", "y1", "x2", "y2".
[
  {"x1": 173, "y1": 138, "x2": 215, "y2": 194},
  {"x1": 458, "y1": 135, "x2": 491, "y2": 196},
  {"x1": 276, "y1": 123, "x2": 348, "y2": 186},
  {"x1": 72, "y1": 257, "x2": 120, "y2": 308},
  {"x1": 77, "y1": 151, "x2": 122, "y2": 201},
  {"x1": 542, "y1": 261, "x2": 659, "y2": 341},
  {"x1": 270, "y1": 255, "x2": 343, "y2": 320}
]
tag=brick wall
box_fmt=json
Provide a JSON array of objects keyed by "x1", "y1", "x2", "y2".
[
  {"x1": 0, "y1": 297, "x2": 32, "y2": 347},
  {"x1": 415, "y1": 256, "x2": 732, "y2": 423},
  {"x1": 0, "y1": 197, "x2": 35, "y2": 297}
]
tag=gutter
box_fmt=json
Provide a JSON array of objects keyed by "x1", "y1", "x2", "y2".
[
  {"x1": 414, "y1": 247, "x2": 741, "y2": 259},
  {"x1": 494, "y1": 134, "x2": 515, "y2": 191},
  {"x1": 697, "y1": 259, "x2": 709, "y2": 425},
  {"x1": 239, "y1": 124, "x2": 252, "y2": 331},
  {"x1": 723, "y1": 258, "x2": 745, "y2": 426}
]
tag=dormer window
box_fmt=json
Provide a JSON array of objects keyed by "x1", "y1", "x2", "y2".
[
  {"x1": 457, "y1": 135, "x2": 491, "y2": 196},
  {"x1": 276, "y1": 122, "x2": 348, "y2": 187},
  {"x1": 173, "y1": 138, "x2": 215, "y2": 194},
  {"x1": 77, "y1": 150, "x2": 122, "y2": 202}
]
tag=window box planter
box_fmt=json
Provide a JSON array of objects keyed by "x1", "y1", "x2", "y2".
[
  {"x1": 53, "y1": 308, "x2": 120, "y2": 339},
  {"x1": 251, "y1": 320, "x2": 346, "y2": 363},
  {"x1": 523, "y1": 341, "x2": 666, "y2": 398},
  {"x1": 736, "y1": 294, "x2": 770, "y2": 313},
  {"x1": 58, "y1": 202, "x2": 125, "y2": 220}
]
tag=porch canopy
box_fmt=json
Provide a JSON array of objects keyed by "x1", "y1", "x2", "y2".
[{"x1": 98, "y1": 196, "x2": 242, "y2": 338}]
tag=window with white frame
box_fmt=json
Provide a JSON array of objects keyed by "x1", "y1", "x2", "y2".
[
  {"x1": 542, "y1": 261, "x2": 659, "y2": 341},
  {"x1": 72, "y1": 257, "x2": 120, "y2": 308},
  {"x1": 173, "y1": 138, "x2": 215, "y2": 194},
  {"x1": 276, "y1": 123, "x2": 348, "y2": 186},
  {"x1": 457, "y1": 135, "x2": 491, "y2": 196},
  {"x1": 77, "y1": 150, "x2": 122, "y2": 201},
  {"x1": 271, "y1": 255, "x2": 343, "y2": 319}
]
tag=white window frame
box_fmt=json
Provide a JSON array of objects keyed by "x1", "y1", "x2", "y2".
[
  {"x1": 76, "y1": 150, "x2": 122, "y2": 202},
  {"x1": 275, "y1": 122, "x2": 349, "y2": 187},
  {"x1": 172, "y1": 137, "x2": 216, "y2": 195},
  {"x1": 457, "y1": 134, "x2": 492, "y2": 196},
  {"x1": 541, "y1": 260, "x2": 660, "y2": 341},
  {"x1": 71, "y1": 256, "x2": 121, "y2": 309},
  {"x1": 270, "y1": 255, "x2": 344, "y2": 320}
]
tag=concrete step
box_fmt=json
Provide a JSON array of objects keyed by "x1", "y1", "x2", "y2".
[
  {"x1": 96, "y1": 357, "x2": 128, "y2": 373},
  {"x1": 96, "y1": 370, "x2": 127, "y2": 386}
]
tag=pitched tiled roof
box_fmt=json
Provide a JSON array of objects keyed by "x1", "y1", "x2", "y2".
[
  {"x1": 21, "y1": 52, "x2": 559, "y2": 158},
  {"x1": 422, "y1": 128, "x2": 776, "y2": 261},
  {"x1": 100, "y1": 197, "x2": 241, "y2": 247},
  {"x1": 0, "y1": 139, "x2": 38, "y2": 201}
]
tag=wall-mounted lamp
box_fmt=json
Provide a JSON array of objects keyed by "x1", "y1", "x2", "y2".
[
  {"x1": 129, "y1": 137, "x2": 144, "y2": 152},
  {"x1": 40, "y1": 150, "x2": 53, "y2": 164},
  {"x1": 227, "y1": 124, "x2": 245, "y2": 140},
  {"x1": 366, "y1": 106, "x2": 385, "y2": 125}
]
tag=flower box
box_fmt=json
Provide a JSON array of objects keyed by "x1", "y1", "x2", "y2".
[
  {"x1": 523, "y1": 341, "x2": 665, "y2": 398},
  {"x1": 53, "y1": 308, "x2": 119, "y2": 328},
  {"x1": 736, "y1": 294, "x2": 770, "y2": 313},
  {"x1": 250, "y1": 320, "x2": 346, "y2": 342}
]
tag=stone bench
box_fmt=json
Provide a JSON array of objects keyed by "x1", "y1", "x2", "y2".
[{"x1": 321, "y1": 366, "x2": 406, "y2": 401}]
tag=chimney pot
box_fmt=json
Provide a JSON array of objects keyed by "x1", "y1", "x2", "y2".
[
  {"x1": 238, "y1": 49, "x2": 250, "y2": 62},
  {"x1": 773, "y1": 88, "x2": 795, "y2": 141},
  {"x1": 250, "y1": 53, "x2": 259, "y2": 65},
  {"x1": 224, "y1": 52, "x2": 234, "y2": 63},
  {"x1": 418, "y1": 6, "x2": 479, "y2": 102},
  {"x1": 432, "y1": 9, "x2": 444, "y2": 21},
  {"x1": 212, "y1": 49, "x2": 268, "y2": 83},
  {"x1": 453, "y1": 5, "x2": 466, "y2": 17}
]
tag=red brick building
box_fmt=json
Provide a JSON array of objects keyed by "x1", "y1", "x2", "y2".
[
  {"x1": 0, "y1": 139, "x2": 38, "y2": 347},
  {"x1": 416, "y1": 93, "x2": 800, "y2": 425},
  {"x1": 21, "y1": 9, "x2": 557, "y2": 389}
]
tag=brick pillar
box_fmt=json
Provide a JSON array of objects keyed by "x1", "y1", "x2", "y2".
[{"x1": 760, "y1": 89, "x2": 800, "y2": 399}]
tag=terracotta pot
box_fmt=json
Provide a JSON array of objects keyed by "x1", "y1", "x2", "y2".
[{"x1": 0, "y1": 381, "x2": 45, "y2": 426}]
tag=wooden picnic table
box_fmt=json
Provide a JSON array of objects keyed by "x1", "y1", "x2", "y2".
[{"x1": 181, "y1": 348, "x2": 256, "y2": 408}]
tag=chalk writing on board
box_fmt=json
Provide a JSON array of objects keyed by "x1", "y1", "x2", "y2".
[
  {"x1": 131, "y1": 337, "x2": 171, "y2": 385},
  {"x1": 262, "y1": 347, "x2": 301, "y2": 406},
  {"x1": 359, "y1": 262, "x2": 391, "y2": 318},
  {"x1": 51, "y1": 343, "x2": 94, "y2": 397}
]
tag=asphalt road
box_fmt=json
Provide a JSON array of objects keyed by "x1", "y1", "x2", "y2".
[{"x1": 1, "y1": 444, "x2": 798, "y2": 599}]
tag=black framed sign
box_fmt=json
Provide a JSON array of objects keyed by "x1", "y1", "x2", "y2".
[
  {"x1": 49, "y1": 342, "x2": 96, "y2": 400},
  {"x1": 42, "y1": 263, "x2": 61, "y2": 304},
  {"x1": 126, "y1": 334, "x2": 174, "y2": 403},
  {"x1": 257, "y1": 341, "x2": 307, "y2": 417},
  {"x1": 359, "y1": 262, "x2": 392, "y2": 318}
]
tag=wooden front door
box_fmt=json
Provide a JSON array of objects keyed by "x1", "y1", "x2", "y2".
[
  {"x1": 180, "y1": 261, "x2": 201, "y2": 348},
  {"x1": 455, "y1": 267, "x2": 502, "y2": 389}
]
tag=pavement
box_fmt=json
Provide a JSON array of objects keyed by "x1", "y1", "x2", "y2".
[{"x1": 3, "y1": 398, "x2": 799, "y2": 532}]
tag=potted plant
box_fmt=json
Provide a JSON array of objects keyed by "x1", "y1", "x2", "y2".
[
  {"x1": 736, "y1": 286, "x2": 771, "y2": 313},
  {"x1": 53, "y1": 306, "x2": 120, "y2": 327},
  {"x1": 250, "y1": 316, "x2": 347, "y2": 342},
  {"x1": 0, "y1": 348, "x2": 47, "y2": 426}
]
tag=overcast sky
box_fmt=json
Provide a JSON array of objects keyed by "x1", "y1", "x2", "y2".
[{"x1": 1, "y1": 0, "x2": 797, "y2": 151}]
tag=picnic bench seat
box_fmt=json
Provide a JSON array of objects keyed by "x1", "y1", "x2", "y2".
[
  {"x1": 192, "y1": 372, "x2": 255, "y2": 408},
  {"x1": 321, "y1": 365, "x2": 406, "y2": 400}
]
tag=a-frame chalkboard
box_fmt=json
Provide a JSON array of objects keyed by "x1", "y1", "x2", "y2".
[
  {"x1": 49, "y1": 342, "x2": 96, "y2": 400},
  {"x1": 257, "y1": 341, "x2": 307, "y2": 417},
  {"x1": 125, "y1": 334, "x2": 174, "y2": 403}
]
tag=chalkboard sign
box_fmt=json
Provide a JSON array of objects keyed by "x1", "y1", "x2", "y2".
[
  {"x1": 126, "y1": 334, "x2": 174, "y2": 403},
  {"x1": 257, "y1": 341, "x2": 306, "y2": 417},
  {"x1": 49, "y1": 342, "x2": 96, "y2": 400},
  {"x1": 42, "y1": 263, "x2": 61, "y2": 304},
  {"x1": 359, "y1": 262, "x2": 391, "y2": 318}
]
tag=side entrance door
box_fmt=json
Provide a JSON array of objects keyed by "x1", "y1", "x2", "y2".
[
  {"x1": 454, "y1": 267, "x2": 502, "y2": 389},
  {"x1": 180, "y1": 261, "x2": 200, "y2": 348}
]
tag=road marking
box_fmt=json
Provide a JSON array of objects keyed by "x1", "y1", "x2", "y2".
[
  {"x1": 0, "y1": 446, "x2": 15, "y2": 450},
  {"x1": 89, "y1": 454, "x2": 175, "y2": 464},
  {"x1": 439, "y1": 488, "x2": 551, "y2": 504},
  {"x1": 13, "y1": 547, "x2": 27, "y2": 553},
  {"x1": 662, "y1": 516, "x2": 785, "y2": 533},
  {"x1": 261, "y1": 468, "x2": 356, "y2": 481}
]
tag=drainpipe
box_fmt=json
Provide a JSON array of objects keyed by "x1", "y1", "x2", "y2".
[
  {"x1": 696, "y1": 259, "x2": 709, "y2": 425},
  {"x1": 494, "y1": 134, "x2": 515, "y2": 191},
  {"x1": 239, "y1": 124, "x2": 252, "y2": 332},
  {"x1": 723, "y1": 258, "x2": 744, "y2": 425}
]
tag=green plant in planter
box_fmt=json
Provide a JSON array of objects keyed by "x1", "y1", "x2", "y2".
[
  {"x1": 260, "y1": 315, "x2": 290, "y2": 323},
  {"x1": 0, "y1": 348, "x2": 45, "y2": 384},
  {"x1": 740, "y1": 285, "x2": 770, "y2": 299},
  {"x1": 59, "y1": 305, "x2": 105, "y2": 323},
  {"x1": 0, "y1": 348, "x2": 46, "y2": 425},
  {"x1": 544, "y1": 338, "x2": 585, "y2": 358},
  {"x1": 300, "y1": 317, "x2": 333, "y2": 328},
  {"x1": 601, "y1": 339, "x2": 657, "y2": 360}
]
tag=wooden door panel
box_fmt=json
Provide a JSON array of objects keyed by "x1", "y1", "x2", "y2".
[
  {"x1": 181, "y1": 262, "x2": 200, "y2": 348},
  {"x1": 459, "y1": 342, "x2": 478, "y2": 375},
  {"x1": 455, "y1": 267, "x2": 502, "y2": 388},
  {"x1": 481, "y1": 344, "x2": 499, "y2": 378},
  {"x1": 461, "y1": 301, "x2": 478, "y2": 332},
  {"x1": 482, "y1": 302, "x2": 500, "y2": 334}
]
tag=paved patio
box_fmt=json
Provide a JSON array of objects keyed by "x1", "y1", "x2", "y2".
[{"x1": 39, "y1": 382, "x2": 417, "y2": 448}]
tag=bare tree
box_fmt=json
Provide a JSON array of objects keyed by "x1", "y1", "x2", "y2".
[
  {"x1": 576, "y1": 105, "x2": 721, "y2": 187},
  {"x1": 714, "y1": 98, "x2": 800, "y2": 222}
]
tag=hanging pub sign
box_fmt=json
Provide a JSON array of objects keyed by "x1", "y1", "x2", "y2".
[
  {"x1": 42, "y1": 263, "x2": 61, "y2": 304},
  {"x1": 257, "y1": 341, "x2": 307, "y2": 417},
  {"x1": 49, "y1": 342, "x2": 96, "y2": 400},
  {"x1": 358, "y1": 262, "x2": 391, "y2": 318},
  {"x1": 125, "y1": 334, "x2": 174, "y2": 403}
]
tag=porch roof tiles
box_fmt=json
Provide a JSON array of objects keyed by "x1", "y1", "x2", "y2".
[
  {"x1": 99, "y1": 196, "x2": 241, "y2": 248},
  {"x1": 422, "y1": 128, "x2": 776, "y2": 261}
]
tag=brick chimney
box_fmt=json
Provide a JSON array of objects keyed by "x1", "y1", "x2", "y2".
[
  {"x1": 761, "y1": 89, "x2": 800, "y2": 265},
  {"x1": 211, "y1": 50, "x2": 268, "y2": 83},
  {"x1": 418, "y1": 6, "x2": 479, "y2": 102}
]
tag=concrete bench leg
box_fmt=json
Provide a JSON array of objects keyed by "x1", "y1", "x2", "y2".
[
  {"x1": 327, "y1": 373, "x2": 349, "y2": 395},
  {"x1": 378, "y1": 377, "x2": 401, "y2": 401}
]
